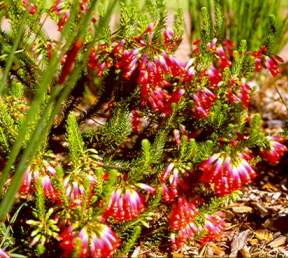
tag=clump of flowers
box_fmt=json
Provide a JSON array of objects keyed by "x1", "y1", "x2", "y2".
[
  {"x1": 199, "y1": 213, "x2": 226, "y2": 245},
  {"x1": 20, "y1": 158, "x2": 58, "y2": 201},
  {"x1": 59, "y1": 223, "x2": 119, "y2": 258},
  {"x1": 199, "y1": 152, "x2": 257, "y2": 196},
  {"x1": 63, "y1": 173, "x2": 97, "y2": 208}
]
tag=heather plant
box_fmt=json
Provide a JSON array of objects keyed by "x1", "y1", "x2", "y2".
[{"x1": 0, "y1": 0, "x2": 287, "y2": 257}]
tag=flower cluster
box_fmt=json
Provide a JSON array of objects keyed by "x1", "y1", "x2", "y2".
[
  {"x1": 193, "y1": 87, "x2": 217, "y2": 119},
  {"x1": 260, "y1": 136, "x2": 287, "y2": 164},
  {"x1": 199, "y1": 152, "x2": 257, "y2": 196},
  {"x1": 252, "y1": 47, "x2": 283, "y2": 76},
  {"x1": 169, "y1": 198, "x2": 225, "y2": 250},
  {"x1": 169, "y1": 197, "x2": 199, "y2": 250},
  {"x1": 160, "y1": 163, "x2": 180, "y2": 202},
  {"x1": 59, "y1": 223, "x2": 119, "y2": 258},
  {"x1": 169, "y1": 197, "x2": 199, "y2": 231},
  {"x1": 22, "y1": 0, "x2": 37, "y2": 15},
  {"x1": 199, "y1": 213, "x2": 226, "y2": 245},
  {"x1": 63, "y1": 174, "x2": 97, "y2": 208},
  {"x1": 88, "y1": 25, "x2": 192, "y2": 116},
  {"x1": 20, "y1": 159, "x2": 58, "y2": 201},
  {"x1": 206, "y1": 38, "x2": 232, "y2": 70},
  {"x1": 104, "y1": 184, "x2": 154, "y2": 222},
  {"x1": 227, "y1": 79, "x2": 255, "y2": 108}
]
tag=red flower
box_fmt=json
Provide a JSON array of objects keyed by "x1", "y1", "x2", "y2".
[
  {"x1": 104, "y1": 187, "x2": 146, "y2": 221},
  {"x1": 58, "y1": 11, "x2": 70, "y2": 31},
  {"x1": 22, "y1": 0, "x2": 37, "y2": 15},
  {"x1": 265, "y1": 56, "x2": 282, "y2": 77},
  {"x1": 199, "y1": 152, "x2": 256, "y2": 195},
  {"x1": 169, "y1": 197, "x2": 199, "y2": 231},
  {"x1": 41, "y1": 175, "x2": 57, "y2": 201},
  {"x1": 63, "y1": 174, "x2": 97, "y2": 208},
  {"x1": 199, "y1": 213, "x2": 225, "y2": 245},
  {"x1": 252, "y1": 49, "x2": 263, "y2": 71},
  {"x1": 193, "y1": 88, "x2": 217, "y2": 119},
  {"x1": 170, "y1": 222, "x2": 198, "y2": 250},
  {"x1": 227, "y1": 80, "x2": 254, "y2": 108},
  {"x1": 160, "y1": 163, "x2": 180, "y2": 202},
  {"x1": 131, "y1": 110, "x2": 142, "y2": 133},
  {"x1": 260, "y1": 136, "x2": 287, "y2": 164},
  {"x1": 19, "y1": 160, "x2": 56, "y2": 197},
  {"x1": 19, "y1": 169, "x2": 32, "y2": 194},
  {"x1": 59, "y1": 224, "x2": 119, "y2": 258},
  {"x1": 0, "y1": 249, "x2": 9, "y2": 258},
  {"x1": 58, "y1": 39, "x2": 83, "y2": 84},
  {"x1": 207, "y1": 65, "x2": 222, "y2": 89},
  {"x1": 216, "y1": 46, "x2": 231, "y2": 69}
]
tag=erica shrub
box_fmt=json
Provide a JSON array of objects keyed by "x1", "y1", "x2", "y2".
[{"x1": 0, "y1": 0, "x2": 287, "y2": 257}]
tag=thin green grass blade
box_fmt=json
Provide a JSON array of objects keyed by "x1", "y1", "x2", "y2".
[{"x1": 0, "y1": 23, "x2": 25, "y2": 95}]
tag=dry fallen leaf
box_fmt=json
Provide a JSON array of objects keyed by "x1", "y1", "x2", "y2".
[
  {"x1": 255, "y1": 229, "x2": 273, "y2": 242},
  {"x1": 231, "y1": 206, "x2": 253, "y2": 213},
  {"x1": 230, "y1": 230, "x2": 250, "y2": 257},
  {"x1": 262, "y1": 183, "x2": 279, "y2": 192},
  {"x1": 240, "y1": 247, "x2": 250, "y2": 258},
  {"x1": 269, "y1": 236, "x2": 286, "y2": 248},
  {"x1": 208, "y1": 243, "x2": 225, "y2": 256},
  {"x1": 251, "y1": 202, "x2": 268, "y2": 215},
  {"x1": 248, "y1": 238, "x2": 258, "y2": 246}
]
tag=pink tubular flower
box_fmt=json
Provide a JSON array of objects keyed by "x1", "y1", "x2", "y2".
[
  {"x1": 193, "y1": 88, "x2": 217, "y2": 119},
  {"x1": 265, "y1": 56, "x2": 282, "y2": 77},
  {"x1": 168, "y1": 198, "x2": 200, "y2": 250},
  {"x1": 135, "y1": 183, "x2": 156, "y2": 194},
  {"x1": 199, "y1": 213, "x2": 225, "y2": 245},
  {"x1": 41, "y1": 175, "x2": 57, "y2": 201},
  {"x1": 199, "y1": 152, "x2": 256, "y2": 196},
  {"x1": 252, "y1": 49, "x2": 263, "y2": 71},
  {"x1": 59, "y1": 224, "x2": 119, "y2": 258},
  {"x1": 131, "y1": 109, "x2": 141, "y2": 133},
  {"x1": 58, "y1": 11, "x2": 70, "y2": 31},
  {"x1": 216, "y1": 46, "x2": 231, "y2": 69},
  {"x1": 104, "y1": 187, "x2": 146, "y2": 221},
  {"x1": 22, "y1": 0, "x2": 37, "y2": 15},
  {"x1": 19, "y1": 168, "x2": 32, "y2": 194},
  {"x1": 160, "y1": 164, "x2": 180, "y2": 202},
  {"x1": 0, "y1": 249, "x2": 9, "y2": 258},
  {"x1": 260, "y1": 136, "x2": 287, "y2": 165},
  {"x1": 90, "y1": 224, "x2": 119, "y2": 258},
  {"x1": 19, "y1": 160, "x2": 57, "y2": 198},
  {"x1": 227, "y1": 80, "x2": 254, "y2": 108},
  {"x1": 63, "y1": 174, "x2": 97, "y2": 208},
  {"x1": 170, "y1": 222, "x2": 198, "y2": 250},
  {"x1": 169, "y1": 197, "x2": 199, "y2": 231},
  {"x1": 207, "y1": 65, "x2": 222, "y2": 89}
]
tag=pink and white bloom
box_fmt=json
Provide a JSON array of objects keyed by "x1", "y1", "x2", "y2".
[
  {"x1": 105, "y1": 186, "x2": 148, "y2": 221},
  {"x1": 199, "y1": 152, "x2": 257, "y2": 195},
  {"x1": 260, "y1": 136, "x2": 287, "y2": 164},
  {"x1": 0, "y1": 249, "x2": 9, "y2": 258},
  {"x1": 193, "y1": 88, "x2": 217, "y2": 119},
  {"x1": 63, "y1": 174, "x2": 97, "y2": 208},
  {"x1": 199, "y1": 213, "x2": 225, "y2": 245},
  {"x1": 169, "y1": 197, "x2": 199, "y2": 231},
  {"x1": 59, "y1": 224, "x2": 119, "y2": 258}
]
